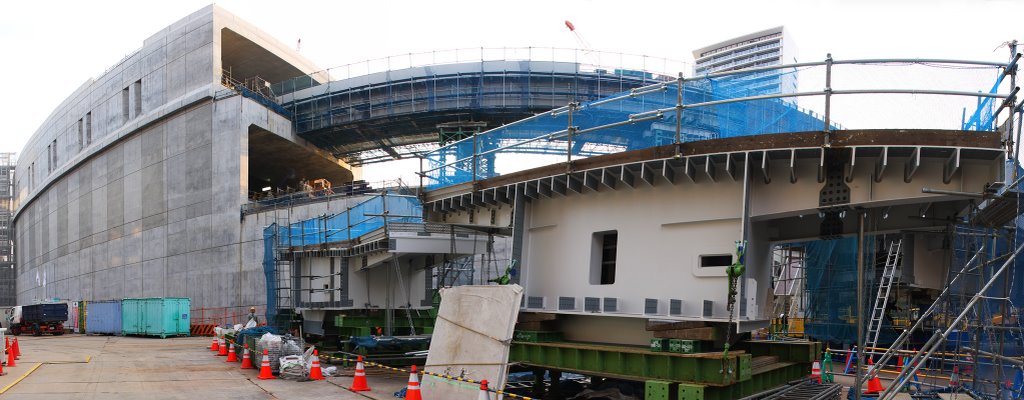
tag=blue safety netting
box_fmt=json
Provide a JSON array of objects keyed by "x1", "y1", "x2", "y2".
[
  {"x1": 802, "y1": 235, "x2": 877, "y2": 345},
  {"x1": 263, "y1": 225, "x2": 278, "y2": 326},
  {"x1": 423, "y1": 67, "x2": 830, "y2": 189},
  {"x1": 276, "y1": 194, "x2": 423, "y2": 247}
]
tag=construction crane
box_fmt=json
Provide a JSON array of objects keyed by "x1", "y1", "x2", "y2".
[{"x1": 564, "y1": 20, "x2": 599, "y2": 65}]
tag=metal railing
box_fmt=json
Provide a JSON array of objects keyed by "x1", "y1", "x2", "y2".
[
  {"x1": 272, "y1": 47, "x2": 690, "y2": 97},
  {"x1": 419, "y1": 55, "x2": 1018, "y2": 190}
]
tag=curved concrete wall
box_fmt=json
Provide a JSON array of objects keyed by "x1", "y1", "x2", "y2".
[{"x1": 12, "y1": 6, "x2": 326, "y2": 310}]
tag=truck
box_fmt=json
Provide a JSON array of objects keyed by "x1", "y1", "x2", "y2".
[{"x1": 5, "y1": 304, "x2": 68, "y2": 336}]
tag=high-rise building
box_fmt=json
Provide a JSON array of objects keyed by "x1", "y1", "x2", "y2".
[
  {"x1": 692, "y1": 26, "x2": 797, "y2": 96},
  {"x1": 0, "y1": 152, "x2": 14, "y2": 306}
]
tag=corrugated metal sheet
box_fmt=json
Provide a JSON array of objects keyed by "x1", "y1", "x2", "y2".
[{"x1": 85, "y1": 300, "x2": 122, "y2": 335}]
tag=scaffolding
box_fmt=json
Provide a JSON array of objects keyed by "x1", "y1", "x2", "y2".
[{"x1": 0, "y1": 153, "x2": 14, "y2": 306}]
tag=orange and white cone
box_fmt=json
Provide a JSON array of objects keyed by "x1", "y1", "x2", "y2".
[
  {"x1": 406, "y1": 365, "x2": 422, "y2": 400},
  {"x1": 811, "y1": 360, "x2": 822, "y2": 384},
  {"x1": 349, "y1": 355, "x2": 371, "y2": 391},
  {"x1": 864, "y1": 356, "x2": 884, "y2": 394},
  {"x1": 211, "y1": 337, "x2": 219, "y2": 352},
  {"x1": 950, "y1": 365, "x2": 961, "y2": 387},
  {"x1": 217, "y1": 337, "x2": 228, "y2": 356},
  {"x1": 478, "y1": 379, "x2": 491, "y2": 400},
  {"x1": 257, "y1": 349, "x2": 275, "y2": 380},
  {"x1": 240, "y1": 344, "x2": 254, "y2": 369},
  {"x1": 308, "y1": 350, "x2": 324, "y2": 380},
  {"x1": 226, "y1": 343, "x2": 238, "y2": 362},
  {"x1": 6, "y1": 345, "x2": 15, "y2": 368}
]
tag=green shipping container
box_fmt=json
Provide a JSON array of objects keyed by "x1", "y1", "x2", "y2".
[{"x1": 122, "y1": 298, "x2": 191, "y2": 338}]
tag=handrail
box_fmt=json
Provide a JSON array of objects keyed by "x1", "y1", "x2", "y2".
[{"x1": 418, "y1": 57, "x2": 1014, "y2": 188}]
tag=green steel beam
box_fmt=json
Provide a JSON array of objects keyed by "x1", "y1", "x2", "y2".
[
  {"x1": 510, "y1": 341, "x2": 818, "y2": 400},
  {"x1": 509, "y1": 341, "x2": 746, "y2": 385}
]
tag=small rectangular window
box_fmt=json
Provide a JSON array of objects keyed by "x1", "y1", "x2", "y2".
[
  {"x1": 77, "y1": 118, "x2": 84, "y2": 151},
  {"x1": 85, "y1": 112, "x2": 92, "y2": 144},
  {"x1": 700, "y1": 254, "x2": 733, "y2": 268},
  {"x1": 133, "y1": 80, "x2": 142, "y2": 117},
  {"x1": 51, "y1": 139, "x2": 57, "y2": 170},
  {"x1": 590, "y1": 231, "x2": 618, "y2": 285},
  {"x1": 122, "y1": 87, "x2": 130, "y2": 123},
  {"x1": 46, "y1": 145, "x2": 51, "y2": 173}
]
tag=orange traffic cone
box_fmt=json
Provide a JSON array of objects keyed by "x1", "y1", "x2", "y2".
[
  {"x1": 309, "y1": 350, "x2": 324, "y2": 380},
  {"x1": 6, "y1": 345, "x2": 15, "y2": 368},
  {"x1": 257, "y1": 349, "x2": 276, "y2": 380},
  {"x1": 0, "y1": 347, "x2": 6, "y2": 376},
  {"x1": 12, "y1": 338, "x2": 19, "y2": 359},
  {"x1": 811, "y1": 360, "x2": 822, "y2": 384},
  {"x1": 226, "y1": 343, "x2": 238, "y2": 362},
  {"x1": 211, "y1": 337, "x2": 219, "y2": 352},
  {"x1": 350, "y1": 355, "x2": 371, "y2": 391},
  {"x1": 950, "y1": 365, "x2": 961, "y2": 387},
  {"x1": 240, "y1": 344, "x2": 254, "y2": 369},
  {"x1": 406, "y1": 365, "x2": 422, "y2": 400},
  {"x1": 217, "y1": 337, "x2": 228, "y2": 356},
  {"x1": 863, "y1": 356, "x2": 884, "y2": 394},
  {"x1": 478, "y1": 379, "x2": 491, "y2": 400}
]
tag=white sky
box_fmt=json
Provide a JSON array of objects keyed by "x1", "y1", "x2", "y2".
[{"x1": 1, "y1": 0, "x2": 1021, "y2": 178}]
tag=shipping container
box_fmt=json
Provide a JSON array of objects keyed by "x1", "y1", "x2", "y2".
[
  {"x1": 122, "y1": 298, "x2": 191, "y2": 338},
  {"x1": 85, "y1": 300, "x2": 122, "y2": 335}
]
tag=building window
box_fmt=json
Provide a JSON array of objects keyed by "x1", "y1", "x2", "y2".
[
  {"x1": 590, "y1": 231, "x2": 618, "y2": 285},
  {"x1": 85, "y1": 112, "x2": 92, "y2": 145},
  {"x1": 77, "y1": 118, "x2": 84, "y2": 151},
  {"x1": 122, "y1": 87, "x2": 130, "y2": 123},
  {"x1": 133, "y1": 79, "x2": 142, "y2": 117},
  {"x1": 51, "y1": 139, "x2": 57, "y2": 171},
  {"x1": 700, "y1": 254, "x2": 733, "y2": 268}
]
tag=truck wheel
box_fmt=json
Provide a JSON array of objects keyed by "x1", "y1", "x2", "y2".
[
  {"x1": 10, "y1": 326, "x2": 18, "y2": 336},
  {"x1": 32, "y1": 324, "x2": 41, "y2": 336}
]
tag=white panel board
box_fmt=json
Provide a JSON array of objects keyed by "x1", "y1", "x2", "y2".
[{"x1": 421, "y1": 284, "x2": 523, "y2": 400}]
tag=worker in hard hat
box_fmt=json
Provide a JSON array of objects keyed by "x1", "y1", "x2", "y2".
[{"x1": 246, "y1": 307, "x2": 259, "y2": 325}]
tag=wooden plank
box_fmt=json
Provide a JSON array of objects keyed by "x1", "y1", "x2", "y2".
[
  {"x1": 517, "y1": 312, "x2": 559, "y2": 323},
  {"x1": 652, "y1": 327, "x2": 719, "y2": 341},
  {"x1": 645, "y1": 320, "x2": 708, "y2": 331}
]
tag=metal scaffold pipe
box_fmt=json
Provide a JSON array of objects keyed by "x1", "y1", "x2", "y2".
[{"x1": 879, "y1": 241, "x2": 1024, "y2": 399}]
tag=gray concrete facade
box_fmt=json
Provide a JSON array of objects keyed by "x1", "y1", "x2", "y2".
[{"x1": 12, "y1": 6, "x2": 350, "y2": 311}]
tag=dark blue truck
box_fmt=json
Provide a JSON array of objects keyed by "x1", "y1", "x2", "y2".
[{"x1": 9, "y1": 303, "x2": 68, "y2": 336}]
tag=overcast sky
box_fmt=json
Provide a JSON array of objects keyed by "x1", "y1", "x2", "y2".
[{"x1": 1, "y1": 0, "x2": 1020, "y2": 162}]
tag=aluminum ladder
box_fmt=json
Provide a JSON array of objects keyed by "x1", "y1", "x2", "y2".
[{"x1": 866, "y1": 239, "x2": 902, "y2": 349}]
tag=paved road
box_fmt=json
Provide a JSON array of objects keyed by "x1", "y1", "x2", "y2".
[{"x1": 0, "y1": 335, "x2": 408, "y2": 400}]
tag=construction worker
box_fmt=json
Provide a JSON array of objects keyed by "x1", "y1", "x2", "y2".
[
  {"x1": 246, "y1": 307, "x2": 259, "y2": 325},
  {"x1": 780, "y1": 313, "x2": 789, "y2": 335}
]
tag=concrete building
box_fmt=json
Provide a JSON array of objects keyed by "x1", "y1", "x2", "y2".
[
  {"x1": 692, "y1": 26, "x2": 797, "y2": 96},
  {"x1": 0, "y1": 153, "x2": 14, "y2": 306},
  {"x1": 12, "y1": 6, "x2": 350, "y2": 310},
  {"x1": 12, "y1": 5, "x2": 667, "y2": 313}
]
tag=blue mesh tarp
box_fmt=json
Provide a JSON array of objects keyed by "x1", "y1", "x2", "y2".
[
  {"x1": 278, "y1": 193, "x2": 423, "y2": 247},
  {"x1": 263, "y1": 224, "x2": 278, "y2": 326},
  {"x1": 424, "y1": 67, "x2": 830, "y2": 190},
  {"x1": 802, "y1": 235, "x2": 877, "y2": 345}
]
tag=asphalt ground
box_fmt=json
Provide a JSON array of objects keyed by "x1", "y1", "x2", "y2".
[{"x1": 0, "y1": 334, "x2": 409, "y2": 400}]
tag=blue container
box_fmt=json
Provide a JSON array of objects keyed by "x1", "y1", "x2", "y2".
[
  {"x1": 122, "y1": 298, "x2": 190, "y2": 338},
  {"x1": 85, "y1": 300, "x2": 122, "y2": 335}
]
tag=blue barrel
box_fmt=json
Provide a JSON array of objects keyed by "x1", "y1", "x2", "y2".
[{"x1": 85, "y1": 300, "x2": 122, "y2": 335}]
